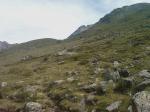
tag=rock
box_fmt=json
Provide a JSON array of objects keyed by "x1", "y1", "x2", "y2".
[
  {"x1": 119, "y1": 69, "x2": 130, "y2": 77},
  {"x1": 128, "y1": 105, "x2": 133, "y2": 112},
  {"x1": 67, "y1": 77, "x2": 76, "y2": 82},
  {"x1": 103, "y1": 69, "x2": 120, "y2": 82},
  {"x1": 54, "y1": 80, "x2": 65, "y2": 85},
  {"x1": 135, "y1": 80, "x2": 150, "y2": 93},
  {"x1": 106, "y1": 101, "x2": 122, "y2": 112},
  {"x1": 94, "y1": 68, "x2": 102, "y2": 75},
  {"x1": 81, "y1": 83, "x2": 97, "y2": 93},
  {"x1": 66, "y1": 71, "x2": 79, "y2": 76},
  {"x1": 1, "y1": 82, "x2": 8, "y2": 88},
  {"x1": 99, "y1": 81, "x2": 108, "y2": 93},
  {"x1": 132, "y1": 91, "x2": 150, "y2": 112},
  {"x1": 21, "y1": 55, "x2": 33, "y2": 61},
  {"x1": 113, "y1": 61, "x2": 120, "y2": 68},
  {"x1": 85, "y1": 95, "x2": 97, "y2": 105},
  {"x1": 25, "y1": 102, "x2": 43, "y2": 112},
  {"x1": 121, "y1": 77, "x2": 134, "y2": 89},
  {"x1": 57, "y1": 50, "x2": 77, "y2": 56},
  {"x1": 58, "y1": 61, "x2": 65, "y2": 65},
  {"x1": 138, "y1": 70, "x2": 150, "y2": 79}
]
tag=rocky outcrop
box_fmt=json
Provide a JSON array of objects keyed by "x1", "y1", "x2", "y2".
[
  {"x1": 132, "y1": 91, "x2": 150, "y2": 112},
  {"x1": 69, "y1": 25, "x2": 92, "y2": 37}
]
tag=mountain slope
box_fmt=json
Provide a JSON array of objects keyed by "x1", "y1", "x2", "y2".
[
  {"x1": 69, "y1": 3, "x2": 150, "y2": 40},
  {"x1": 0, "y1": 3, "x2": 150, "y2": 112},
  {"x1": 69, "y1": 25, "x2": 92, "y2": 37}
]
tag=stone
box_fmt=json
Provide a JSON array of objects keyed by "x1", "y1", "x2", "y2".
[
  {"x1": 138, "y1": 70, "x2": 150, "y2": 79},
  {"x1": 132, "y1": 91, "x2": 150, "y2": 112},
  {"x1": 67, "y1": 77, "x2": 75, "y2": 82},
  {"x1": 113, "y1": 61, "x2": 120, "y2": 68},
  {"x1": 25, "y1": 102, "x2": 43, "y2": 112},
  {"x1": 66, "y1": 71, "x2": 79, "y2": 76},
  {"x1": 99, "y1": 81, "x2": 108, "y2": 93},
  {"x1": 119, "y1": 69, "x2": 130, "y2": 77},
  {"x1": 54, "y1": 80, "x2": 65, "y2": 85},
  {"x1": 135, "y1": 80, "x2": 150, "y2": 93},
  {"x1": 106, "y1": 101, "x2": 122, "y2": 112},
  {"x1": 103, "y1": 69, "x2": 120, "y2": 82},
  {"x1": 1, "y1": 82, "x2": 8, "y2": 88},
  {"x1": 128, "y1": 105, "x2": 133, "y2": 112}
]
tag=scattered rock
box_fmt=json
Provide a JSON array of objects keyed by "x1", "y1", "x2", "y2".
[
  {"x1": 103, "y1": 69, "x2": 120, "y2": 82},
  {"x1": 57, "y1": 50, "x2": 77, "y2": 56},
  {"x1": 138, "y1": 70, "x2": 150, "y2": 79},
  {"x1": 132, "y1": 91, "x2": 150, "y2": 112},
  {"x1": 54, "y1": 80, "x2": 65, "y2": 85},
  {"x1": 67, "y1": 77, "x2": 76, "y2": 83},
  {"x1": 58, "y1": 61, "x2": 65, "y2": 65},
  {"x1": 119, "y1": 69, "x2": 130, "y2": 77},
  {"x1": 24, "y1": 102, "x2": 43, "y2": 112},
  {"x1": 21, "y1": 55, "x2": 33, "y2": 61},
  {"x1": 128, "y1": 105, "x2": 133, "y2": 112},
  {"x1": 135, "y1": 80, "x2": 150, "y2": 93},
  {"x1": 106, "y1": 101, "x2": 122, "y2": 112},
  {"x1": 66, "y1": 71, "x2": 79, "y2": 76},
  {"x1": 0, "y1": 82, "x2": 8, "y2": 88},
  {"x1": 113, "y1": 61, "x2": 120, "y2": 68}
]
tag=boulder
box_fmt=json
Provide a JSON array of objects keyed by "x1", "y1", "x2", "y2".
[
  {"x1": 66, "y1": 71, "x2": 79, "y2": 76},
  {"x1": 106, "y1": 101, "x2": 122, "y2": 112},
  {"x1": 67, "y1": 77, "x2": 76, "y2": 83},
  {"x1": 132, "y1": 91, "x2": 150, "y2": 112},
  {"x1": 103, "y1": 69, "x2": 120, "y2": 82},
  {"x1": 138, "y1": 70, "x2": 150, "y2": 79},
  {"x1": 119, "y1": 69, "x2": 130, "y2": 77},
  {"x1": 0, "y1": 82, "x2": 8, "y2": 88},
  {"x1": 113, "y1": 61, "x2": 120, "y2": 68},
  {"x1": 134, "y1": 80, "x2": 150, "y2": 93},
  {"x1": 25, "y1": 102, "x2": 43, "y2": 112}
]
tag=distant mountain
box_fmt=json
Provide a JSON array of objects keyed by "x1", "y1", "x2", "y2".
[
  {"x1": 69, "y1": 25, "x2": 92, "y2": 38},
  {"x1": 0, "y1": 41, "x2": 11, "y2": 51},
  {"x1": 69, "y1": 3, "x2": 150, "y2": 39}
]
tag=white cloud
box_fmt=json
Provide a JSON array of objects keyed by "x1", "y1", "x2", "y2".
[{"x1": 0, "y1": 0, "x2": 149, "y2": 43}]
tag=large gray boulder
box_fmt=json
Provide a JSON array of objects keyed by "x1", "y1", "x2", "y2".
[
  {"x1": 132, "y1": 91, "x2": 150, "y2": 112},
  {"x1": 25, "y1": 102, "x2": 43, "y2": 112}
]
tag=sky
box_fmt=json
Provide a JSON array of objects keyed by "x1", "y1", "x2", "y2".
[{"x1": 0, "y1": 0, "x2": 150, "y2": 43}]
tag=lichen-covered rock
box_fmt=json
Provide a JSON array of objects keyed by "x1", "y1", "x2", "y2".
[
  {"x1": 25, "y1": 102, "x2": 43, "y2": 112},
  {"x1": 132, "y1": 91, "x2": 150, "y2": 112}
]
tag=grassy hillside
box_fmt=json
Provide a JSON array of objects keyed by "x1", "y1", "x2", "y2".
[{"x1": 0, "y1": 3, "x2": 149, "y2": 112}]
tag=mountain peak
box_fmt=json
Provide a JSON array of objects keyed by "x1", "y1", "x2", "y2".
[{"x1": 99, "y1": 3, "x2": 150, "y2": 24}]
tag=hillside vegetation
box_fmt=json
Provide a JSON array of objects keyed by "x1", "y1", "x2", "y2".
[{"x1": 0, "y1": 3, "x2": 150, "y2": 112}]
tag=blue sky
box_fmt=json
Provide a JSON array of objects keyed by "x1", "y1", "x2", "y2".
[{"x1": 0, "y1": 0, "x2": 150, "y2": 43}]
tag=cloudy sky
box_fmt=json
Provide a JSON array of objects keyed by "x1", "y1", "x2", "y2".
[{"x1": 0, "y1": 0, "x2": 149, "y2": 43}]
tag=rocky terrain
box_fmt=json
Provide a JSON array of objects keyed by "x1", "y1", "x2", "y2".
[
  {"x1": 0, "y1": 41, "x2": 11, "y2": 51},
  {"x1": 0, "y1": 3, "x2": 150, "y2": 112}
]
